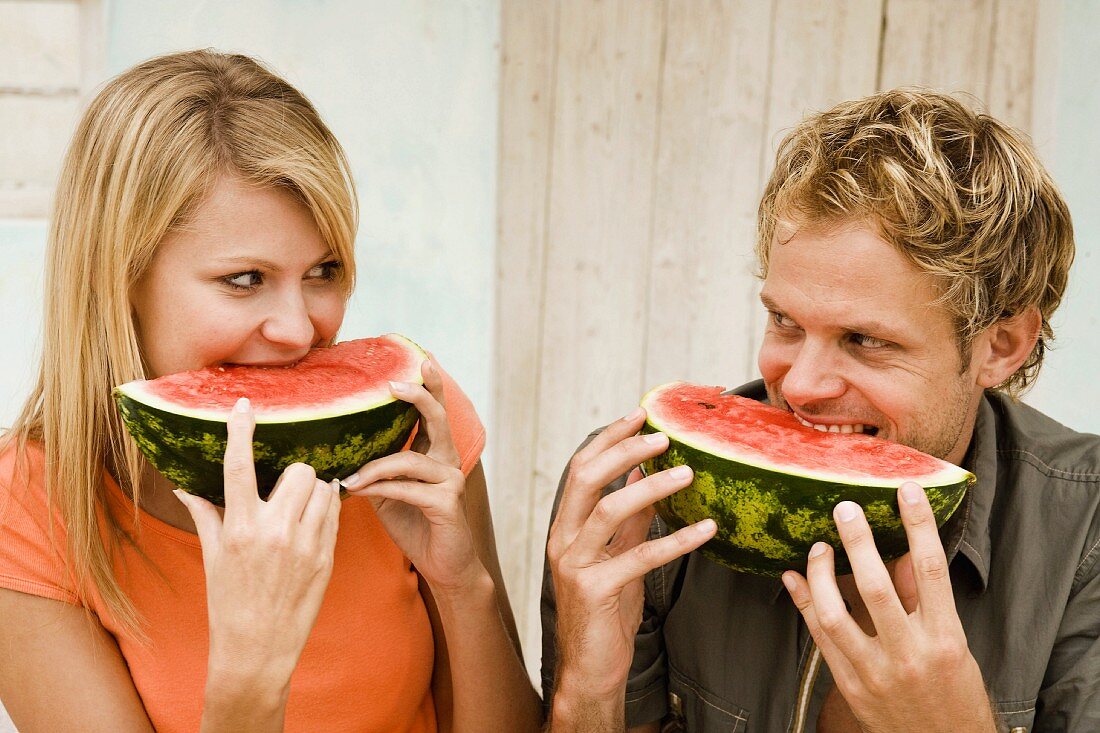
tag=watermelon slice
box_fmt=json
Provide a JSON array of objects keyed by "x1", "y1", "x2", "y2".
[
  {"x1": 641, "y1": 382, "x2": 973, "y2": 576},
  {"x1": 114, "y1": 334, "x2": 426, "y2": 506}
]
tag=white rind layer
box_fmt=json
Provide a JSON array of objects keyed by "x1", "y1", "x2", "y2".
[
  {"x1": 116, "y1": 377, "x2": 421, "y2": 423},
  {"x1": 642, "y1": 383, "x2": 972, "y2": 489}
]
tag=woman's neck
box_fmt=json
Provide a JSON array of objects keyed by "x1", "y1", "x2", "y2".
[
  {"x1": 138, "y1": 470, "x2": 201, "y2": 533},
  {"x1": 110, "y1": 455, "x2": 201, "y2": 534}
]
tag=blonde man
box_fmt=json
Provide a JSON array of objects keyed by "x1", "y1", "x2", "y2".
[{"x1": 543, "y1": 89, "x2": 1096, "y2": 732}]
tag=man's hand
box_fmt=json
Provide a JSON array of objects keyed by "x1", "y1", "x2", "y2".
[
  {"x1": 547, "y1": 408, "x2": 716, "y2": 732},
  {"x1": 782, "y1": 481, "x2": 996, "y2": 733}
]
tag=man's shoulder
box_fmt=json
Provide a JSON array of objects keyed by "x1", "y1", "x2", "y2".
[
  {"x1": 986, "y1": 393, "x2": 1100, "y2": 585},
  {"x1": 989, "y1": 392, "x2": 1100, "y2": 482}
]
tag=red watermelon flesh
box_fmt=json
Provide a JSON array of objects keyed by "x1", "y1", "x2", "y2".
[
  {"x1": 645, "y1": 382, "x2": 959, "y2": 487},
  {"x1": 134, "y1": 335, "x2": 424, "y2": 422}
]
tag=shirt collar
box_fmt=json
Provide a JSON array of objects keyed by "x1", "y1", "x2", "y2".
[
  {"x1": 720, "y1": 381, "x2": 998, "y2": 600},
  {"x1": 947, "y1": 392, "x2": 998, "y2": 591}
]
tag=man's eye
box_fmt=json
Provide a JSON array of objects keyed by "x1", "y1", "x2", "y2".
[
  {"x1": 851, "y1": 333, "x2": 889, "y2": 349},
  {"x1": 224, "y1": 271, "x2": 262, "y2": 290},
  {"x1": 771, "y1": 311, "x2": 797, "y2": 329}
]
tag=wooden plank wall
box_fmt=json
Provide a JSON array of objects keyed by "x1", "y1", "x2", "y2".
[
  {"x1": 0, "y1": 0, "x2": 105, "y2": 218},
  {"x1": 495, "y1": 0, "x2": 1057, "y2": 682}
]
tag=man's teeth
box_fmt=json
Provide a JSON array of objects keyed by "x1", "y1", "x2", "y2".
[{"x1": 794, "y1": 414, "x2": 868, "y2": 434}]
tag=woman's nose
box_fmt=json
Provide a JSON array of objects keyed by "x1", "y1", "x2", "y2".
[{"x1": 259, "y1": 289, "x2": 317, "y2": 349}]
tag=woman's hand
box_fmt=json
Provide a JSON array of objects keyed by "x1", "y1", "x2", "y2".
[
  {"x1": 341, "y1": 360, "x2": 483, "y2": 594},
  {"x1": 174, "y1": 397, "x2": 342, "y2": 726}
]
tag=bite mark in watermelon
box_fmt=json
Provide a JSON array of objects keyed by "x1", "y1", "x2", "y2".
[
  {"x1": 640, "y1": 382, "x2": 973, "y2": 576},
  {"x1": 114, "y1": 334, "x2": 426, "y2": 506}
]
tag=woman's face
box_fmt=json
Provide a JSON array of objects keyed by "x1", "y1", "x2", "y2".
[{"x1": 131, "y1": 175, "x2": 346, "y2": 378}]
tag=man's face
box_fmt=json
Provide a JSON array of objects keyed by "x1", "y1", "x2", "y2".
[{"x1": 757, "y1": 221, "x2": 983, "y2": 467}]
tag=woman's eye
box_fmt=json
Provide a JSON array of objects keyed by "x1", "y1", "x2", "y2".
[
  {"x1": 307, "y1": 260, "x2": 342, "y2": 280},
  {"x1": 224, "y1": 271, "x2": 262, "y2": 290}
]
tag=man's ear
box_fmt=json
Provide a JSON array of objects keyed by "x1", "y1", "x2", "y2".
[{"x1": 974, "y1": 307, "x2": 1042, "y2": 389}]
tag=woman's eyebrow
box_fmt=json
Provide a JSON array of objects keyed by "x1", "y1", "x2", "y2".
[
  {"x1": 212, "y1": 253, "x2": 335, "y2": 271},
  {"x1": 213, "y1": 256, "x2": 279, "y2": 269}
]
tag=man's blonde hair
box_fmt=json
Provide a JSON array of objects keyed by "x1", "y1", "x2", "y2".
[
  {"x1": 3, "y1": 50, "x2": 358, "y2": 634},
  {"x1": 756, "y1": 87, "x2": 1074, "y2": 395}
]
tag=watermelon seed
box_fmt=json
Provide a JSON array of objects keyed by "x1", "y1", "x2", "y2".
[{"x1": 699, "y1": 402, "x2": 717, "y2": 410}]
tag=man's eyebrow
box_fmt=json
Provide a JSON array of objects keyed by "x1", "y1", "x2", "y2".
[
  {"x1": 759, "y1": 292, "x2": 902, "y2": 339},
  {"x1": 759, "y1": 293, "x2": 783, "y2": 312}
]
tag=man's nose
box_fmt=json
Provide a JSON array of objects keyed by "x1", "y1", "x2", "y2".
[{"x1": 780, "y1": 339, "x2": 846, "y2": 407}]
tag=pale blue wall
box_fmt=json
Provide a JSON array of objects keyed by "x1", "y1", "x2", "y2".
[
  {"x1": 2, "y1": 2, "x2": 501, "y2": 431},
  {"x1": 1024, "y1": 0, "x2": 1100, "y2": 435},
  {"x1": 0, "y1": 222, "x2": 47, "y2": 426},
  {"x1": 106, "y1": 0, "x2": 501, "y2": 432}
]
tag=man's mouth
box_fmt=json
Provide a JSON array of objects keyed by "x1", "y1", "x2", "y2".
[{"x1": 790, "y1": 411, "x2": 880, "y2": 437}]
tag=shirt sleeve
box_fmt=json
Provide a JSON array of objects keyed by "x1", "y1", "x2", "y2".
[
  {"x1": 539, "y1": 429, "x2": 672, "y2": 727},
  {"x1": 1035, "y1": 527, "x2": 1100, "y2": 731},
  {"x1": 432, "y1": 362, "x2": 486, "y2": 476},
  {"x1": 0, "y1": 443, "x2": 81, "y2": 605}
]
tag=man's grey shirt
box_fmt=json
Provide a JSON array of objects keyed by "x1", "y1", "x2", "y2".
[{"x1": 541, "y1": 381, "x2": 1100, "y2": 732}]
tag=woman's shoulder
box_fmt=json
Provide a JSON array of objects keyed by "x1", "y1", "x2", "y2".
[
  {"x1": 0, "y1": 437, "x2": 81, "y2": 605},
  {"x1": 431, "y1": 361, "x2": 486, "y2": 475},
  {"x1": 0, "y1": 436, "x2": 48, "y2": 502}
]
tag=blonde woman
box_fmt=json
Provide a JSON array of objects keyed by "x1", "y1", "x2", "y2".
[{"x1": 0, "y1": 50, "x2": 541, "y2": 733}]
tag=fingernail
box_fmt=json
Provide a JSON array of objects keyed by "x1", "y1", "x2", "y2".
[
  {"x1": 696, "y1": 518, "x2": 716, "y2": 535},
  {"x1": 835, "y1": 501, "x2": 859, "y2": 523},
  {"x1": 234, "y1": 397, "x2": 251, "y2": 413},
  {"x1": 643, "y1": 432, "x2": 667, "y2": 445},
  {"x1": 341, "y1": 472, "x2": 362, "y2": 489},
  {"x1": 424, "y1": 360, "x2": 435, "y2": 375},
  {"x1": 331, "y1": 478, "x2": 341, "y2": 493},
  {"x1": 900, "y1": 481, "x2": 924, "y2": 505},
  {"x1": 624, "y1": 407, "x2": 645, "y2": 422},
  {"x1": 172, "y1": 489, "x2": 190, "y2": 505},
  {"x1": 389, "y1": 381, "x2": 409, "y2": 394},
  {"x1": 809, "y1": 542, "x2": 828, "y2": 558},
  {"x1": 781, "y1": 573, "x2": 797, "y2": 592},
  {"x1": 670, "y1": 465, "x2": 692, "y2": 480}
]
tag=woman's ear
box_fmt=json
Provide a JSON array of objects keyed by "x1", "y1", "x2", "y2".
[{"x1": 974, "y1": 307, "x2": 1042, "y2": 389}]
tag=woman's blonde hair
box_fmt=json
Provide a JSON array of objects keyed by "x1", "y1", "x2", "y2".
[
  {"x1": 756, "y1": 87, "x2": 1074, "y2": 395},
  {"x1": 3, "y1": 49, "x2": 358, "y2": 632}
]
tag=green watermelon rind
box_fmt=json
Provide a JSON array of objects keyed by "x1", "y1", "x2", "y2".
[
  {"x1": 114, "y1": 392, "x2": 419, "y2": 506},
  {"x1": 641, "y1": 427, "x2": 973, "y2": 577}
]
